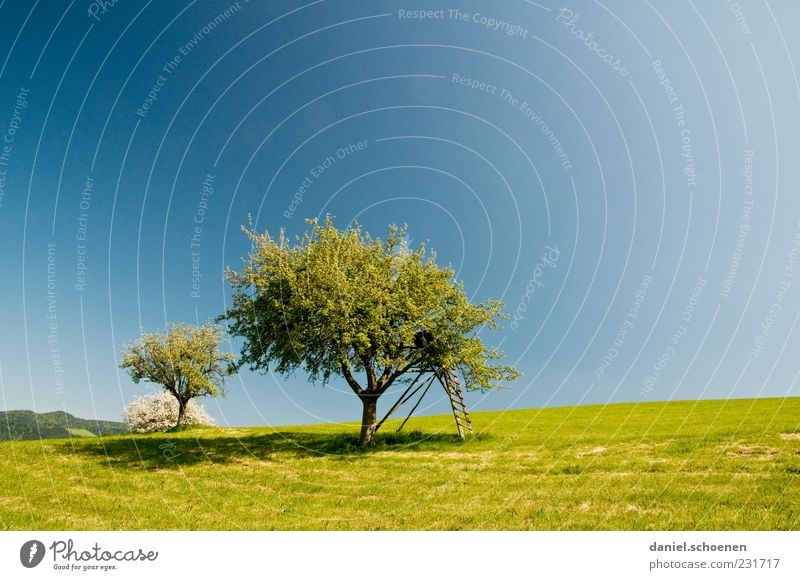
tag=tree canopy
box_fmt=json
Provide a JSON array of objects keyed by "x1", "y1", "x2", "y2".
[{"x1": 223, "y1": 216, "x2": 520, "y2": 444}]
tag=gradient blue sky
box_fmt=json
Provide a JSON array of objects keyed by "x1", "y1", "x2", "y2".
[{"x1": 1, "y1": 0, "x2": 799, "y2": 427}]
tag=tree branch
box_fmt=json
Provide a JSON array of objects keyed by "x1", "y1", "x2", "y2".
[
  {"x1": 378, "y1": 360, "x2": 419, "y2": 395},
  {"x1": 339, "y1": 357, "x2": 363, "y2": 395},
  {"x1": 361, "y1": 353, "x2": 378, "y2": 393},
  {"x1": 377, "y1": 365, "x2": 394, "y2": 389}
]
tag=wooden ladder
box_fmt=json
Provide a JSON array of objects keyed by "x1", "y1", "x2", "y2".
[{"x1": 439, "y1": 371, "x2": 473, "y2": 439}]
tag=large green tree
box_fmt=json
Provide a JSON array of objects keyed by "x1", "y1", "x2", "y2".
[
  {"x1": 120, "y1": 323, "x2": 235, "y2": 426},
  {"x1": 223, "y1": 217, "x2": 520, "y2": 445}
]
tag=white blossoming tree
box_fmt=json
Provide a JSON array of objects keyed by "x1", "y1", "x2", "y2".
[{"x1": 123, "y1": 392, "x2": 216, "y2": 433}]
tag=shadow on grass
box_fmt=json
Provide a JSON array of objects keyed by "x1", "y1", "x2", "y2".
[{"x1": 69, "y1": 429, "x2": 491, "y2": 469}]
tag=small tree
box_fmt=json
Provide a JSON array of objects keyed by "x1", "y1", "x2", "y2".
[
  {"x1": 223, "y1": 216, "x2": 520, "y2": 445},
  {"x1": 123, "y1": 392, "x2": 216, "y2": 433},
  {"x1": 120, "y1": 323, "x2": 235, "y2": 426}
]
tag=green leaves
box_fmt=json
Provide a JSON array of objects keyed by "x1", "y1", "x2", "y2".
[
  {"x1": 120, "y1": 323, "x2": 236, "y2": 402},
  {"x1": 223, "y1": 216, "x2": 520, "y2": 395}
]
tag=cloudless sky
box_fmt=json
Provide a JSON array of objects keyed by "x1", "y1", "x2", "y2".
[{"x1": 1, "y1": 0, "x2": 799, "y2": 427}]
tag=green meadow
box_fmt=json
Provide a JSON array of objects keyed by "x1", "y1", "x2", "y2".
[{"x1": 1, "y1": 397, "x2": 799, "y2": 530}]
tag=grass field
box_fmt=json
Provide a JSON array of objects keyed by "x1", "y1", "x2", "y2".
[
  {"x1": 1, "y1": 397, "x2": 800, "y2": 530},
  {"x1": 65, "y1": 428, "x2": 98, "y2": 438}
]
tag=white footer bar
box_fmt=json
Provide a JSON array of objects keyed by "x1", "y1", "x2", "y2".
[{"x1": 1, "y1": 531, "x2": 797, "y2": 578}]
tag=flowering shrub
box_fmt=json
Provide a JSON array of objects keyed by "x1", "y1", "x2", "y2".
[{"x1": 123, "y1": 392, "x2": 216, "y2": 433}]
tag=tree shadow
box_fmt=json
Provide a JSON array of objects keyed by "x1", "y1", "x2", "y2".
[{"x1": 69, "y1": 429, "x2": 490, "y2": 469}]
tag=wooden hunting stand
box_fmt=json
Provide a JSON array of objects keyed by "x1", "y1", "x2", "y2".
[{"x1": 376, "y1": 367, "x2": 473, "y2": 439}]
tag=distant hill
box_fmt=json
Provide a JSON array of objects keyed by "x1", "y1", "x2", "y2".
[{"x1": 0, "y1": 410, "x2": 128, "y2": 441}]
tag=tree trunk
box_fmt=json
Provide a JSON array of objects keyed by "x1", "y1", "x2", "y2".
[
  {"x1": 176, "y1": 398, "x2": 188, "y2": 427},
  {"x1": 359, "y1": 395, "x2": 379, "y2": 446}
]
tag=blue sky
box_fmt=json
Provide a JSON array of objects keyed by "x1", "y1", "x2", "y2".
[{"x1": 1, "y1": 0, "x2": 799, "y2": 427}]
